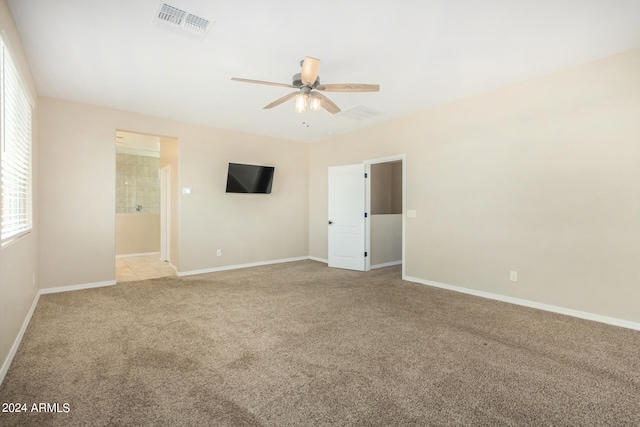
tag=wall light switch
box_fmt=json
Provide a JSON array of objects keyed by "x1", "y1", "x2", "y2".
[
  {"x1": 216, "y1": 249, "x2": 222, "y2": 256},
  {"x1": 182, "y1": 187, "x2": 192, "y2": 195},
  {"x1": 407, "y1": 210, "x2": 417, "y2": 218},
  {"x1": 510, "y1": 271, "x2": 518, "y2": 282}
]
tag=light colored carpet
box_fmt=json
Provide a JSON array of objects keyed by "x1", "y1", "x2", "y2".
[{"x1": 1, "y1": 260, "x2": 639, "y2": 426}]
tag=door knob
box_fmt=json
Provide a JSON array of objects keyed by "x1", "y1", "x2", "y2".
[{"x1": 328, "y1": 220, "x2": 333, "y2": 225}]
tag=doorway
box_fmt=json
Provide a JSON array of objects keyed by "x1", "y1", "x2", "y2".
[
  {"x1": 327, "y1": 154, "x2": 405, "y2": 275},
  {"x1": 365, "y1": 155, "x2": 404, "y2": 275},
  {"x1": 115, "y1": 130, "x2": 177, "y2": 282}
]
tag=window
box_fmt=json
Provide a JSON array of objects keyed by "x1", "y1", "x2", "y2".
[{"x1": 1, "y1": 35, "x2": 33, "y2": 243}]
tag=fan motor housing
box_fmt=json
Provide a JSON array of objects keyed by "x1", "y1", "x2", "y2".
[{"x1": 292, "y1": 73, "x2": 320, "y2": 88}]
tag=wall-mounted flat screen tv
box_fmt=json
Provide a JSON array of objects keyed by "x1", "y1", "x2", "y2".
[{"x1": 225, "y1": 163, "x2": 275, "y2": 194}]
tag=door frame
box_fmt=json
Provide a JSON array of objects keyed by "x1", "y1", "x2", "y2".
[
  {"x1": 160, "y1": 165, "x2": 171, "y2": 262},
  {"x1": 363, "y1": 154, "x2": 406, "y2": 277}
]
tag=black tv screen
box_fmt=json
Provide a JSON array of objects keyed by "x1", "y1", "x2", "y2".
[{"x1": 225, "y1": 163, "x2": 275, "y2": 194}]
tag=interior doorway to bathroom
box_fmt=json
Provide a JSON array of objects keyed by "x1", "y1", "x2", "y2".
[{"x1": 115, "y1": 130, "x2": 179, "y2": 282}]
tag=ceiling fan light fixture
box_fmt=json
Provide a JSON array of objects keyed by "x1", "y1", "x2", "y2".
[
  {"x1": 309, "y1": 93, "x2": 321, "y2": 111},
  {"x1": 295, "y1": 93, "x2": 309, "y2": 113},
  {"x1": 232, "y1": 56, "x2": 378, "y2": 115}
]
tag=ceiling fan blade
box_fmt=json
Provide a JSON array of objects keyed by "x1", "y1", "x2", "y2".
[
  {"x1": 301, "y1": 57, "x2": 321, "y2": 86},
  {"x1": 315, "y1": 92, "x2": 341, "y2": 114},
  {"x1": 316, "y1": 83, "x2": 380, "y2": 92},
  {"x1": 231, "y1": 77, "x2": 295, "y2": 88},
  {"x1": 263, "y1": 91, "x2": 299, "y2": 109}
]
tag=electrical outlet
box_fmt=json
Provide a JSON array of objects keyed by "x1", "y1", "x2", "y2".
[
  {"x1": 510, "y1": 271, "x2": 518, "y2": 282},
  {"x1": 216, "y1": 249, "x2": 222, "y2": 257}
]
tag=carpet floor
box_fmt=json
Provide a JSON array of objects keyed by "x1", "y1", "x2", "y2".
[{"x1": 1, "y1": 260, "x2": 639, "y2": 426}]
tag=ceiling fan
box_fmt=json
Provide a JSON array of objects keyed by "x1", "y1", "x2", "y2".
[{"x1": 231, "y1": 57, "x2": 379, "y2": 114}]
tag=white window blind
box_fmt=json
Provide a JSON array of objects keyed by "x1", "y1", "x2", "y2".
[{"x1": 1, "y1": 36, "x2": 33, "y2": 242}]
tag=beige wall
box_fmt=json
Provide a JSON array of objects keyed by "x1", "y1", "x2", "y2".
[
  {"x1": 371, "y1": 162, "x2": 402, "y2": 214},
  {"x1": 370, "y1": 215, "x2": 402, "y2": 266},
  {"x1": 310, "y1": 48, "x2": 640, "y2": 323},
  {"x1": 38, "y1": 97, "x2": 309, "y2": 287},
  {"x1": 371, "y1": 163, "x2": 391, "y2": 214},
  {"x1": 115, "y1": 214, "x2": 160, "y2": 255},
  {"x1": 0, "y1": 0, "x2": 39, "y2": 378}
]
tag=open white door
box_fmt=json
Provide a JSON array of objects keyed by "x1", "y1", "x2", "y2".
[
  {"x1": 160, "y1": 165, "x2": 171, "y2": 262},
  {"x1": 328, "y1": 164, "x2": 366, "y2": 271}
]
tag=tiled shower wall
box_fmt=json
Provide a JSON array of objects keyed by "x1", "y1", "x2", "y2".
[{"x1": 116, "y1": 153, "x2": 160, "y2": 213}]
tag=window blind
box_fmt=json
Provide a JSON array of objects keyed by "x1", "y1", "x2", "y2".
[{"x1": 1, "y1": 36, "x2": 33, "y2": 242}]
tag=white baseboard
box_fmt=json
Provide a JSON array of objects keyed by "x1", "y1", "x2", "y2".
[
  {"x1": 115, "y1": 252, "x2": 160, "y2": 258},
  {"x1": 168, "y1": 263, "x2": 178, "y2": 271},
  {"x1": 0, "y1": 291, "x2": 40, "y2": 385},
  {"x1": 177, "y1": 256, "x2": 310, "y2": 277},
  {"x1": 371, "y1": 260, "x2": 402, "y2": 269},
  {"x1": 403, "y1": 275, "x2": 640, "y2": 331},
  {"x1": 39, "y1": 280, "x2": 117, "y2": 295},
  {"x1": 309, "y1": 258, "x2": 402, "y2": 269},
  {"x1": 4, "y1": 267, "x2": 637, "y2": 389}
]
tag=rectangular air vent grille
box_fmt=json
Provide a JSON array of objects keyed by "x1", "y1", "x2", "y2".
[
  {"x1": 184, "y1": 14, "x2": 210, "y2": 34},
  {"x1": 154, "y1": 3, "x2": 213, "y2": 40},
  {"x1": 339, "y1": 105, "x2": 382, "y2": 121},
  {"x1": 158, "y1": 4, "x2": 186, "y2": 25}
]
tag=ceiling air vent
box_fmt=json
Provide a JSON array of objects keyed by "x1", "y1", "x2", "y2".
[
  {"x1": 184, "y1": 14, "x2": 210, "y2": 35},
  {"x1": 157, "y1": 4, "x2": 186, "y2": 25},
  {"x1": 153, "y1": 3, "x2": 213, "y2": 40},
  {"x1": 339, "y1": 105, "x2": 382, "y2": 121}
]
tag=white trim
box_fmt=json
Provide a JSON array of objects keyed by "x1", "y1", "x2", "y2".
[
  {"x1": 168, "y1": 263, "x2": 178, "y2": 271},
  {"x1": 309, "y1": 256, "x2": 328, "y2": 264},
  {"x1": 39, "y1": 280, "x2": 117, "y2": 295},
  {"x1": 404, "y1": 275, "x2": 640, "y2": 332},
  {"x1": 0, "y1": 230, "x2": 33, "y2": 249},
  {"x1": 363, "y1": 154, "x2": 406, "y2": 164},
  {"x1": 115, "y1": 252, "x2": 160, "y2": 259},
  {"x1": 371, "y1": 260, "x2": 402, "y2": 269},
  {"x1": 160, "y1": 165, "x2": 171, "y2": 263},
  {"x1": 0, "y1": 291, "x2": 39, "y2": 385},
  {"x1": 177, "y1": 256, "x2": 309, "y2": 277},
  {"x1": 365, "y1": 162, "x2": 371, "y2": 272},
  {"x1": 115, "y1": 147, "x2": 160, "y2": 157}
]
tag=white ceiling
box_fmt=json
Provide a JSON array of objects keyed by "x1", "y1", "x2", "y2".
[{"x1": 8, "y1": 0, "x2": 640, "y2": 143}]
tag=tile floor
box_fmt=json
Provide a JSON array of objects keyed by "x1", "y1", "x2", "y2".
[{"x1": 116, "y1": 254, "x2": 176, "y2": 282}]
